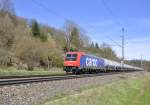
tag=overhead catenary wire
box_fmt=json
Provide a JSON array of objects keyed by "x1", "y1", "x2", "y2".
[
  {"x1": 31, "y1": 0, "x2": 125, "y2": 48},
  {"x1": 100, "y1": 0, "x2": 132, "y2": 45},
  {"x1": 100, "y1": 0, "x2": 124, "y2": 27},
  {"x1": 96, "y1": 0, "x2": 127, "y2": 64},
  {"x1": 106, "y1": 36, "x2": 122, "y2": 47},
  {"x1": 31, "y1": 0, "x2": 67, "y2": 21}
]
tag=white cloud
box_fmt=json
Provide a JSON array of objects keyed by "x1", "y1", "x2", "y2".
[
  {"x1": 92, "y1": 36, "x2": 150, "y2": 60},
  {"x1": 112, "y1": 37, "x2": 150, "y2": 60},
  {"x1": 80, "y1": 19, "x2": 150, "y2": 60}
]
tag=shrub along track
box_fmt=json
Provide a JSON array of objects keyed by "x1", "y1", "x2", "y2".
[{"x1": 0, "y1": 71, "x2": 139, "y2": 86}]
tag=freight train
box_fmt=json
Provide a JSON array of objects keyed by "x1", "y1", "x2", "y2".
[{"x1": 63, "y1": 52, "x2": 143, "y2": 74}]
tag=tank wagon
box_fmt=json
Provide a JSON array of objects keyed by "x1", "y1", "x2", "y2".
[{"x1": 63, "y1": 52, "x2": 143, "y2": 74}]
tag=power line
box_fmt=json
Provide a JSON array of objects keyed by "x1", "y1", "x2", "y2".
[
  {"x1": 96, "y1": 0, "x2": 127, "y2": 63},
  {"x1": 100, "y1": 0, "x2": 123, "y2": 27},
  {"x1": 106, "y1": 36, "x2": 122, "y2": 47},
  {"x1": 31, "y1": 0, "x2": 67, "y2": 21}
]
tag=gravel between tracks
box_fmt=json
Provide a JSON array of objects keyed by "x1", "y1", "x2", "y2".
[{"x1": 0, "y1": 71, "x2": 147, "y2": 105}]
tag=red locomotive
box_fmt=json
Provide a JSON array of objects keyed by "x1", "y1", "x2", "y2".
[{"x1": 63, "y1": 52, "x2": 143, "y2": 74}]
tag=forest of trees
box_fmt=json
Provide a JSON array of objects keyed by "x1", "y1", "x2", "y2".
[{"x1": 0, "y1": 0, "x2": 149, "y2": 71}]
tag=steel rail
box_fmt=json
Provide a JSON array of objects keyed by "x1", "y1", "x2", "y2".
[{"x1": 0, "y1": 71, "x2": 138, "y2": 86}]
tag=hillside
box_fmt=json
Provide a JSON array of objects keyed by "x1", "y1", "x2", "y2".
[
  {"x1": 0, "y1": 0, "x2": 149, "y2": 71},
  {"x1": 0, "y1": 0, "x2": 120, "y2": 70}
]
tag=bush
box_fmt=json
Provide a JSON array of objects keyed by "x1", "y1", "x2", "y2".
[
  {"x1": 20, "y1": 45, "x2": 64, "y2": 70},
  {"x1": 0, "y1": 49, "x2": 12, "y2": 66}
]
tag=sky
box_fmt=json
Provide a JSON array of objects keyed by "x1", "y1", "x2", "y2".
[{"x1": 13, "y1": 0, "x2": 150, "y2": 60}]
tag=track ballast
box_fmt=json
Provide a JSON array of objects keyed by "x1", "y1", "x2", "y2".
[{"x1": 0, "y1": 71, "x2": 138, "y2": 86}]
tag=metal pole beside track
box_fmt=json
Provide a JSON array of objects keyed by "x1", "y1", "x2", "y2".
[{"x1": 121, "y1": 28, "x2": 125, "y2": 71}]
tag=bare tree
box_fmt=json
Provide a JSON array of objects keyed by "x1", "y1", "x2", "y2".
[
  {"x1": 63, "y1": 20, "x2": 76, "y2": 51},
  {"x1": 63, "y1": 20, "x2": 90, "y2": 51},
  {"x1": 0, "y1": 0, "x2": 14, "y2": 15},
  {"x1": 79, "y1": 29, "x2": 91, "y2": 48}
]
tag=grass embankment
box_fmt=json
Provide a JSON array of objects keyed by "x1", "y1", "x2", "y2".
[
  {"x1": 0, "y1": 67, "x2": 65, "y2": 77},
  {"x1": 44, "y1": 74, "x2": 150, "y2": 105}
]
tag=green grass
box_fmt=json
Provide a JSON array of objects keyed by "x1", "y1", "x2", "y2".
[
  {"x1": 0, "y1": 67, "x2": 65, "y2": 77},
  {"x1": 44, "y1": 75, "x2": 150, "y2": 105}
]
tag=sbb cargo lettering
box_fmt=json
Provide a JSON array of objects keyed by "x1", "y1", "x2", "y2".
[{"x1": 86, "y1": 58, "x2": 97, "y2": 67}]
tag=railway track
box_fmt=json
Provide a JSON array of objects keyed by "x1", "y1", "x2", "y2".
[{"x1": 0, "y1": 71, "x2": 137, "y2": 86}]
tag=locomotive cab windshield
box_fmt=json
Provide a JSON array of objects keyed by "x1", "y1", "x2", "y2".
[{"x1": 65, "y1": 54, "x2": 78, "y2": 61}]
